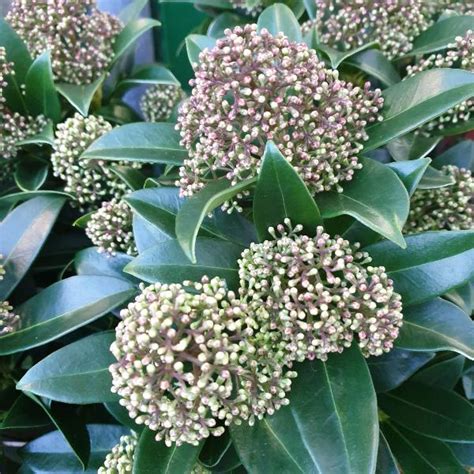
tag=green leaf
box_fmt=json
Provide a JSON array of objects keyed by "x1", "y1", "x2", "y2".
[
  {"x1": 125, "y1": 238, "x2": 243, "y2": 289},
  {"x1": 379, "y1": 382, "x2": 474, "y2": 443},
  {"x1": 253, "y1": 141, "x2": 322, "y2": 241},
  {"x1": 317, "y1": 42, "x2": 378, "y2": 70},
  {"x1": 24, "y1": 393, "x2": 91, "y2": 470},
  {"x1": 199, "y1": 432, "x2": 241, "y2": 471},
  {"x1": 56, "y1": 75, "x2": 104, "y2": 116},
  {"x1": 364, "y1": 69, "x2": 474, "y2": 151},
  {"x1": 82, "y1": 123, "x2": 186, "y2": 164},
  {"x1": 232, "y1": 344, "x2": 378, "y2": 474},
  {"x1": 176, "y1": 178, "x2": 256, "y2": 262},
  {"x1": 376, "y1": 431, "x2": 400, "y2": 474},
  {"x1": 133, "y1": 428, "x2": 202, "y2": 474},
  {"x1": 133, "y1": 214, "x2": 168, "y2": 253},
  {"x1": 382, "y1": 422, "x2": 466, "y2": 474},
  {"x1": 386, "y1": 133, "x2": 440, "y2": 162},
  {"x1": 318, "y1": 157, "x2": 409, "y2": 248},
  {"x1": 24, "y1": 51, "x2": 61, "y2": 123},
  {"x1": 365, "y1": 231, "x2": 474, "y2": 306},
  {"x1": 257, "y1": 4, "x2": 302, "y2": 42},
  {"x1": 14, "y1": 156, "x2": 49, "y2": 192},
  {"x1": 105, "y1": 402, "x2": 143, "y2": 433},
  {"x1": 445, "y1": 281, "x2": 474, "y2": 315},
  {"x1": 387, "y1": 158, "x2": 431, "y2": 196},
  {"x1": 17, "y1": 332, "x2": 118, "y2": 404},
  {"x1": 16, "y1": 120, "x2": 55, "y2": 146},
  {"x1": 186, "y1": 34, "x2": 217, "y2": 67},
  {"x1": 115, "y1": 64, "x2": 179, "y2": 96},
  {"x1": 20, "y1": 424, "x2": 129, "y2": 474},
  {"x1": 207, "y1": 12, "x2": 247, "y2": 38},
  {"x1": 345, "y1": 49, "x2": 401, "y2": 87},
  {"x1": 0, "y1": 393, "x2": 50, "y2": 430},
  {"x1": 0, "y1": 190, "x2": 71, "y2": 207},
  {"x1": 0, "y1": 275, "x2": 135, "y2": 355},
  {"x1": 303, "y1": 0, "x2": 317, "y2": 19},
  {"x1": 119, "y1": 0, "x2": 149, "y2": 22},
  {"x1": 395, "y1": 298, "x2": 474, "y2": 359},
  {"x1": 413, "y1": 355, "x2": 465, "y2": 390},
  {"x1": 368, "y1": 348, "x2": 433, "y2": 392},
  {"x1": 0, "y1": 196, "x2": 65, "y2": 300},
  {"x1": 448, "y1": 441, "x2": 474, "y2": 466},
  {"x1": 434, "y1": 140, "x2": 474, "y2": 171},
  {"x1": 112, "y1": 18, "x2": 161, "y2": 65},
  {"x1": 407, "y1": 15, "x2": 474, "y2": 57},
  {"x1": 110, "y1": 165, "x2": 147, "y2": 191},
  {"x1": 418, "y1": 165, "x2": 456, "y2": 189}
]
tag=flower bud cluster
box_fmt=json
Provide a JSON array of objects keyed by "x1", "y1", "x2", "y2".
[
  {"x1": 51, "y1": 114, "x2": 141, "y2": 212},
  {"x1": 86, "y1": 199, "x2": 136, "y2": 256},
  {"x1": 0, "y1": 254, "x2": 5, "y2": 280},
  {"x1": 302, "y1": 0, "x2": 431, "y2": 60},
  {"x1": 406, "y1": 31, "x2": 473, "y2": 135},
  {"x1": 177, "y1": 24, "x2": 383, "y2": 201},
  {"x1": 98, "y1": 432, "x2": 137, "y2": 474},
  {"x1": 229, "y1": 0, "x2": 263, "y2": 16},
  {"x1": 406, "y1": 165, "x2": 474, "y2": 232},
  {"x1": 238, "y1": 220, "x2": 403, "y2": 362},
  {"x1": 0, "y1": 47, "x2": 47, "y2": 160},
  {"x1": 0, "y1": 301, "x2": 20, "y2": 337},
  {"x1": 110, "y1": 277, "x2": 296, "y2": 447},
  {"x1": 140, "y1": 84, "x2": 185, "y2": 122},
  {"x1": 6, "y1": 0, "x2": 122, "y2": 85}
]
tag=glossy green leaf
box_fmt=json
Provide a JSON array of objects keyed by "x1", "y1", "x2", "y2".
[
  {"x1": 176, "y1": 178, "x2": 256, "y2": 262},
  {"x1": 0, "y1": 190, "x2": 71, "y2": 207},
  {"x1": 257, "y1": 4, "x2": 302, "y2": 42},
  {"x1": 112, "y1": 18, "x2": 161, "y2": 65},
  {"x1": 20, "y1": 424, "x2": 129, "y2": 474},
  {"x1": 17, "y1": 332, "x2": 117, "y2": 404},
  {"x1": 133, "y1": 214, "x2": 169, "y2": 253},
  {"x1": 395, "y1": 298, "x2": 474, "y2": 359},
  {"x1": 448, "y1": 441, "x2": 474, "y2": 467},
  {"x1": 0, "y1": 394, "x2": 50, "y2": 430},
  {"x1": 418, "y1": 165, "x2": 456, "y2": 189},
  {"x1": 0, "y1": 275, "x2": 135, "y2": 355},
  {"x1": 207, "y1": 12, "x2": 246, "y2": 38},
  {"x1": 16, "y1": 121, "x2": 55, "y2": 146},
  {"x1": 408, "y1": 15, "x2": 474, "y2": 57},
  {"x1": 376, "y1": 431, "x2": 400, "y2": 474},
  {"x1": 387, "y1": 158, "x2": 431, "y2": 196},
  {"x1": 14, "y1": 157, "x2": 49, "y2": 192},
  {"x1": 386, "y1": 134, "x2": 440, "y2": 162},
  {"x1": 110, "y1": 165, "x2": 147, "y2": 191},
  {"x1": 82, "y1": 123, "x2": 186, "y2": 164},
  {"x1": 254, "y1": 141, "x2": 322, "y2": 241},
  {"x1": 434, "y1": 140, "x2": 474, "y2": 171},
  {"x1": 232, "y1": 344, "x2": 378, "y2": 474},
  {"x1": 317, "y1": 42, "x2": 378, "y2": 70},
  {"x1": 186, "y1": 34, "x2": 217, "y2": 67},
  {"x1": 56, "y1": 75, "x2": 104, "y2": 116},
  {"x1": 318, "y1": 157, "x2": 409, "y2": 248},
  {"x1": 105, "y1": 402, "x2": 143, "y2": 433},
  {"x1": 365, "y1": 231, "x2": 474, "y2": 306},
  {"x1": 199, "y1": 432, "x2": 241, "y2": 471},
  {"x1": 365, "y1": 69, "x2": 474, "y2": 151},
  {"x1": 133, "y1": 428, "x2": 202, "y2": 474},
  {"x1": 345, "y1": 49, "x2": 401, "y2": 87},
  {"x1": 379, "y1": 382, "x2": 474, "y2": 443},
  {"x1": 413, "y1": 355, "x2": 465, "y2": 389},
  {"x1": 125, "y1": 238, "x2": 243, "y2": 289},
  {"x1": 0, "y1": 196, "x2": 65, "y2": 300},
  {"x1": 368, "y1": 348, "x2": 433, "y2": 393},
  {"x1": 24, "y1": 51, "x2": 61, "y2": 123},
  {"x1": 445, "y1": 281, "x2": 474, "y2": 315}
]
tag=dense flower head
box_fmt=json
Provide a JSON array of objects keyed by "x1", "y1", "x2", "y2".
[
  {"x1": 406, "y1": 31, "x2": 473, "y2": 134},
  {"x1": 0, "y1": 301, "x2": 20, "y2": 336},
  {"x1": 51, "y1": 113, "x2": 141, "y2": 212},
  {"x1": 427, "y1": 0, "x2": 474, "y2": 16},
  {"x1": 6, "y1": 0, "x2": 122, "y2": 85},
  {"x1": 406, "y1": 165, "x2": 474, "y2": 232},
  {"x1": 0, "y1": 47, "x2": 47, "y2": 160},
  {"x1": 86, "y1": 199, "x2": 136, "y2": 256},
  {"x1": 238, "y1": 220, "x2": 403, "y2": 361},
  {"x1": 229, "y1": 0, "x2": 264, "y2": 16},
  {"x1": 177, "y1": 24, "x2": 383, "y2": 200},
  {"x1": 110, "y1": 276, "x2": 295, "y2": 447},
  {"x1": 98, "y1": 432, "x2": 137, "y2": 474},
  {"x1": 302, "y1": 0, "x2": 432, "y2": 60},
  {"x1": 140, "y1": 84, "x2": 185, "y2": 122}
]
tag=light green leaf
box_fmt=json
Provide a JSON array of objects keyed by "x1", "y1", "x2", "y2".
[
  {"x1": 186, "y1": 34, "x2": 217, "y2": 68},
  {"x1": 257, "y1": 4, "x2": 302, "y2": 42}
]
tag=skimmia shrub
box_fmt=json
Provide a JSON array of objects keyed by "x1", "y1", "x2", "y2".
[{"x1": 0, "y1": 2, "x2": 473, "y2": 473}]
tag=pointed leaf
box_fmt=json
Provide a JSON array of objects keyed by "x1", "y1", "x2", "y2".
[
  {"x1": 74, "y1": 248, "x2": 135, "y2": 281},
  {"x1": 14, "y1": 156, "x2": 49, "y2": 192},
  {"x1": 418, "y1": 165, "x2": 456, "y2": 189},
  {"x1": 387, "y1": 133, "x2": 440, "y2": 162},
  {"x1": 376, "y1": 431, "x2": 400, "y2": 474},
  {"x1": 186, "y1": 34, "x2": 217, "y2": 67},
  {"x1": 317, "y1": 42, "x2": 378, "y2": 70},
  {"x1": 56, "y1": 75, "x2": 104, "y2": 116},
  {"x1": 413, "y1": 355, "x2": 465, "y2": 389},
  {"x1": 1, "y1": 394, "x2": 50, "y2": 430},
  {"x1": 387, "y1": 158, "x2": 431, "y2": 196},
  {"x1": 257, "y1": 4, "x2": 302, "y2": 42}
]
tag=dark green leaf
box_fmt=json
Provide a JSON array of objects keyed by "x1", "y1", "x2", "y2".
[
  {"x1": 56, "y1": 75, "x2": 104, "y2": 116},
  {"x1": 418, "y1": 165, "x2": 456, "y2": 189},
  {"x1": 317, "y1": 42, "x2": 378, "y2": 70},
  {"x1": 125, "y1": 238, "x2": 243, "y2": 289},
  {"x1": 17, "y1": 331, "x2": 117, "y2": 404},
  {"x1": 207, "y1": 12, "x2": 246, "y2": 38},
  {"x1": 408, "y1": 15, "x2": 474, "y2": 56},
  {"x1": 0, "y1": 195, "x2": 65, "y2": 299},
  {"x1": 0, "y1": 276, "x2": 135, "y2": 355},
  {"x1": 386, "y1": 134, "x2": 440, "y2": 162},
  {"x1": 318, "y1": 157, "x2": 409, "y2": 248},
  {"x1": 445, "y1": 281, "x2": 474, "y2": 315},
  {"x1": 82, "y1": 123, "x2": 186, "y2": 164},
  {"x1": 110, "y1": 165, "x2": 147, "y2": 191},
  {"x1": 0, "y1": 394, "x2": 50, "y2": 430},
  {"x1": 232, "y1": 343, "x2": 378, "y2": 474},
  {"x1": 448, "y1": 441, "x2": 474, "y2": 466},
  {"x1": 14, "y1": 156, "x2": 49, "y2": 192},
  {"x1": 365, "y1": 69, "x2": 474, "y2": 151},
  {"x1": 0, "y1": 190, "x2": 71, "y2": 207},
  {"x1": 254, "y1": 141, "x2": 322, "y2": 241},
  {"x1": 376, "y1": 431, "x2": 400, "y2": 474},
  {"x1": 257, "y1": 4, "x2": 302, "y2": 42},
  {"x1": 413, "y1": 355, "x2": 465, "y2": 389},
  {"x1": 16, "y1": 121, "x2": 55, "y2": 146},
  {"x1": 387, "y1": 158, "x2": 431, "y2": 196},
  {"x1": 379, "y1": 382, "x2": 474, "y2": 443},
  {"x1": 105, "y1": 402, "x2": 143, "y2": 433},
  {"x1": 395, "y1": 298, "x2": 474, "y2": 359},
  {"x1": 186, "y1": 34, "x2": 217, "y2": 67},
  {"x1": 24, "y1": 51, "x2": 61, "y2": 123},
  {"x1": 434, "y1": 140, "x2": 474, "y2": 171},
  {"x1": 115, "y1": 65, "x2": 179, "y2": 96},
  {"x1": 133, "y1": 428, "x2": 202, "y2": 474},
  {"x1": 200, "y1": 432, "x2": 241, "y2": 471},
  {"x1": 365, "y1": 231, "x2": 474, "y2": 306},
  {"x1": 368, "y1": 348, "x2": 433, "y2": 392}
]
